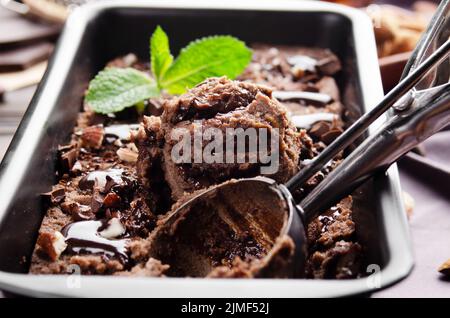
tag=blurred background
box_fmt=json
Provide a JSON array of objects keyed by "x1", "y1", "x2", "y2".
[{"x1": 0, "y1": 0, "x2": 439, "y2": 162}]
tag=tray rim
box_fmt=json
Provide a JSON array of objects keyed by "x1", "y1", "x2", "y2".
[{"x1": 0, "y1": 0, "x2": 413, "y2": 298}]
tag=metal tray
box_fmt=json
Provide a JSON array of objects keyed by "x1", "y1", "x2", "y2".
[{"x1": 0, "y1": 0, "x2": 413, "y2": 297}]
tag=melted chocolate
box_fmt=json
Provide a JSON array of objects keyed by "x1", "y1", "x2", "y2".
[
  {"x1": 291, "y1": 113, "x2": 336, "y2": 130},
  {"x1": 273, "y1": 91, "x2": 333, "y2": 106},
  {"x1": 318, "y1": 206, "x2": 342, "y2": 233},
  {"x1": 61, "y1": 220, "x2": 129, "y2": 264},
  {"x1": 318, "y1": 215, "x2": 334, "y2": 233},
  {"x1": 78, "y1": 168, "x2": 125, "y2": 191}
]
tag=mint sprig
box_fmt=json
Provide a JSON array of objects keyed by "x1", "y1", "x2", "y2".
[
  {"x1": 161, "y1": 36, "x2": 252, "y2": 95},
  {"x1": 85, "y1": 26, "x2": 252, "y2": 114}
]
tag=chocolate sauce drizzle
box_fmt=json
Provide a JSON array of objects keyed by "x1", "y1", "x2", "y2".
[
  {"x1": 61, "y1": 220, "x2": 129, "y2": 264},
  {"x1": 291, "y1": 113, "x2": 337, "y2": 130},
  {"x1": 78, "y1": 168, "x2": 125, "y2": 191},
  {"x1": 318, "y1": 206, "x2": 342, "y2": 233},
  {"x1": 273, "y1": 91, "x2": 333, "y2": 106}
]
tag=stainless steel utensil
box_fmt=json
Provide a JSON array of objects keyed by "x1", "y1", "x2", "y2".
[{"x1": 300, "y1": 0, "x2": 450, "y2": 214}]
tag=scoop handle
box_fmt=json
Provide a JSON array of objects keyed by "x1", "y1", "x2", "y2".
[
  {"x1": 285, "y1": 38, "x2": 450, "y2": 195},
  {"x1": 299, "y1": 83, "x2": 450, "y2": 218}
]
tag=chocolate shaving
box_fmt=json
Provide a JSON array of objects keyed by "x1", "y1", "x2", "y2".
[
  {"x1": 316, "y1": 56, "x2": 342, "y2": 76},
  {"x1": 42, "y1": 186, "x2": 65, "y2": 205},
  {"x1": 309, "y1": 121, "x2": 332, "y2": 140},
  {"x1": 91, "y1": 187, "x2": 104, "y2": 214},
  {"x1": 58, "y1": 144, "x2": 78, "y2": 173},
  {"x1": 321, "y1": 128, "x2": 343, "y2": 145}
]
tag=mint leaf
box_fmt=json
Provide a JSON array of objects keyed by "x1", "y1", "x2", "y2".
[
  {"x1": 86, "y1": 32, "x2": 252, "y2": 114},
  {"x1": 160, "y1": 36, "x2": 252, "y2": 94},
  {"x1": 85, "y1": 67, "x2": 159, "y2": 114},
  {"x1": 150, "y1": 26, "x2": 173, "y2": 86}
]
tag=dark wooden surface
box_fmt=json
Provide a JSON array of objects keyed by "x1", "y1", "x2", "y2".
[{"x1": 0, "y1": 5, "x2": 44, "y2": 298}]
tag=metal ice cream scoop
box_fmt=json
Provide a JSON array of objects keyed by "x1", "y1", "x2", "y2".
[{"x1": 150, "y1": 0, "x2": 450, "y2": 277}]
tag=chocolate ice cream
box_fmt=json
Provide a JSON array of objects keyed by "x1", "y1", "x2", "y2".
[
  {"x1": 30, "y1": 45, "x2": 363, "y2": 279},
  {"x1": 147, "y1": 178, "x2": 294, "y2": 278},
  {"x1": 135, "y1": 77, "x2": 302, "y2": 200}
]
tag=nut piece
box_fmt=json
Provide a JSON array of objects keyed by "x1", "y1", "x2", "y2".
[
  {"x1": 402, "y1": 191, "x2": 415, "y2": 219},
  {"x1": 438, "y1": 259, "x2": 450, "y2": 276},
  {"x1": 117, "y1": 147, "x2": 138, "y2": 163},
  {"x1": 291, "y1": 65, "x2": 307, "y2": 79},
  {"x1": 71, "y1": 160, "x2": 83, "y2": 175},
  {"x1": 61, "y1": 200, "x2": 94, "y2": 221},
  {"x1": 103, "y1": 192, "x2": 121, "y2": 208},
  {"x1": 99, "y1": 218, "x2": 126, "y2": 239},
  {"x1": 80, "y1": 125, "x2": 104, "y2": 149},
  {"x1": 37, "y1": 231, "x2": 67, "y2": 261}
]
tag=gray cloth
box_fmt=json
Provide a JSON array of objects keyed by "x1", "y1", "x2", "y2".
[{"x1": 374, "y1": 130, "x2": 450, "y2": 297}]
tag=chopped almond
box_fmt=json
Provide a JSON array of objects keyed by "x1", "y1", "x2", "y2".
[{"x1": 37, "y1": 231, "x2": 67, "y2": 261}]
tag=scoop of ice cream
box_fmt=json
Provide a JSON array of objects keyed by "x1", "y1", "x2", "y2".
[
  {"x1": 162, "y1": 76, "x2": 272, "y2": 124},
  {"x1": 135, "y1": 77, "x2": 302, "y2": 201},
  {"x1": 146, "y1": 178, "x2": 295, "y2": 278}
]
